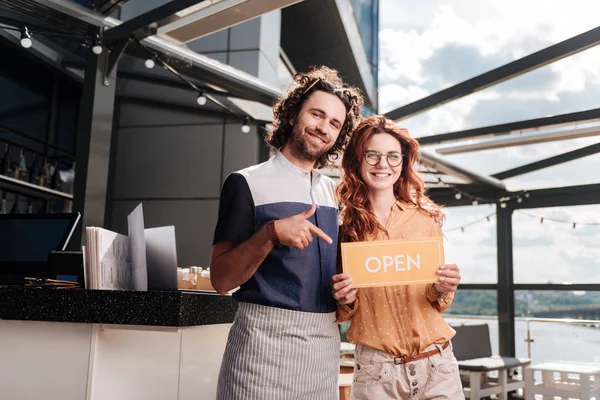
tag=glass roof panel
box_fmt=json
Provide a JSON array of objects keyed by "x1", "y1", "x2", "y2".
[
  {"x1": 379, "y1": 0, "x2": 600, "y2": 113},
  {"x1": 513, "y1": 205, "x2": 600, "y2": 284},
  {"x1": 443, "y1": 204, "x2": 498, "y2": 284}
]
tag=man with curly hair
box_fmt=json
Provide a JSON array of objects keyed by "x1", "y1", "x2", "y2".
[{"x1": 210, "y1": 66, "x2": 363, "y2": 399}]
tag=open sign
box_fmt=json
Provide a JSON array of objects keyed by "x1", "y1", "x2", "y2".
[{"x1": 341, "y1": 237, "x2": 444, "y2": 288}]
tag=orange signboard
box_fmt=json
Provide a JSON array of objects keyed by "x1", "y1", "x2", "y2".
[{"x1": 341, "y1": 237, "x2": 444, "y2": 288}]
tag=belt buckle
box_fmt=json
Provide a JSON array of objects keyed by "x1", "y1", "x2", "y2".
[{"x1": 393, "y1": 357, "x2": 404, "y2": 365}]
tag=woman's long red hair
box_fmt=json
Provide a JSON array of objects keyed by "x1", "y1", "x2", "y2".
[{"x1": 337, "y1": 115, "x2": 444, "y2": 242}]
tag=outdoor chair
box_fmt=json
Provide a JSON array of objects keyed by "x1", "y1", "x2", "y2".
[{"x1": 451, "y1": 323, "x2": 531, "y2": 399}]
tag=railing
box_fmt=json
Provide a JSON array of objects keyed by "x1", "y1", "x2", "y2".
[
  {"x1": 521, "y1": 317, "x2": 600, "y2": 359},
  {"x1": 444, "y1": 314, "x2": 600, "y2": 364}
]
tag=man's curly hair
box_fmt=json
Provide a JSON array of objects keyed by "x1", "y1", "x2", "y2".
[{"x1": 265, "y1": 66, "x2": 364, "y2": 169}]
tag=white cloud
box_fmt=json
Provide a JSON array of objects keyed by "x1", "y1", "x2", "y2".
[{"x1": 377, "y1": 83, "x2": 430, "y2": 114}]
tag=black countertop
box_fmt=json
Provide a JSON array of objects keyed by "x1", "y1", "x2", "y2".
[{"x1": 0, "y1": 286, "x2": 238, "y2": 327}]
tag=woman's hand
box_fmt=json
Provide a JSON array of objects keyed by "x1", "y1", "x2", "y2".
[
  {"x1": 434, "y1": 263, "x2": 461, "y2": 293},
  {"x1": 331, "y1": 273, "x2": 358, "y2": 305}
]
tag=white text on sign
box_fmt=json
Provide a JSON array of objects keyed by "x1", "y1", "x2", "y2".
[{"x1": 365, "y1": 254, "x2": 421, "y2": 273}]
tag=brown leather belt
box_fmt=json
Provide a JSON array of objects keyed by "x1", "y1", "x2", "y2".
[{"x1": 393, "y1": 342, "x2": 450, "y2": 365}]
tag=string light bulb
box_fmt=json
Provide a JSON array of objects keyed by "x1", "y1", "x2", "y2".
[
  {"x1": 500, "y1": 202, "x2": 507, "y2": 209},
  {"x1": 144, "y1": 58, "x2": 155, "y2": 69},
  {"x1": 241, "y1": 117, "x2": 251, "y2": 133},
  {"x1": 20, "y1": 27, "x2": 32, "y2": 48},
  {"x1": 92, "y1": 45, "x2": 103, "y2": 55},
  {"x1": 446, "y1": 211, "x2": 598, "y2": 233},
  {"x1": 197, "y1": 90, "x2": 207, "y2": 106},
  {"x1": 92, "y1": 35, "x2": 103, "y2": 55},
  {"x1": 454, "y1": 191, "x2": 462, "y2": 200}
]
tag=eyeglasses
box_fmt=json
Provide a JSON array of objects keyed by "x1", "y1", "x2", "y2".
[
  {"x1": 302, "y1": 78, "x2": 354, "y2": 109},
  {"x1": 363, "y1": 150, "x2": 403, "y2": 167}
]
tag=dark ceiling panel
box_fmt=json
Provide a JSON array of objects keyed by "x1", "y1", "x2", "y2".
[{"x1": 0, "y1": 0, "x2": 90, "y2": 34}]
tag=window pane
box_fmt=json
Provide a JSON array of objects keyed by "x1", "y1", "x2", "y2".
[
  {"x1": 443, "y1": 205, "x2": 497, "y2": 283},
  {"x1": 447, "y1": 289, "x2": 497, "y2": 316},
  {"x1": 446, "y1": 290, "x2": 600, "y2": 363},
  {"x1": 515, "y1": 290, "x2": 600, "y2": 363},
  {"x1": 513, "y1": 205, "x2": 600, "y2": 284}
]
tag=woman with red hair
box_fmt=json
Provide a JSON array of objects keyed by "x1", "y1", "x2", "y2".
[{"x1": 332, "y1": 115, "x2": 464, "y2": 399}]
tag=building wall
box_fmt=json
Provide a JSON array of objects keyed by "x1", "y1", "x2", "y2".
[{"x1": 107, "y1": 12, "x2": 280, "y2": 268}]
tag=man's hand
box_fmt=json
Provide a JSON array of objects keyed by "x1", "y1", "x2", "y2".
[
  {"x1": 274, "y1": 204, "x2": 333, "y2": 250},
  {"x1": 331, "y1": 273, "x2": 358, "y2": 305},
  {"x1": 434, "y1": 263, "x2": 461, "y2": 293}
]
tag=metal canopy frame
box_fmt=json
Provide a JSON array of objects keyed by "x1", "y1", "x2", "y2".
[
  {"x1": 435, "y1": 125, "x2": 600, "y2": 155},
  {"x1": 420, "y1": 150, "x2": 505, "y2": 191},
  {"x1": 103, "y1": 0, "x2": 207, "y2": 42},
  {"x1": 417, "y1": 107, "x2": 600, "y2": 146},
  {"x1": 492, "y1": 142, "x2": 600, "y2": 180},
  {"x1": 21, "y1": 0, "x2": 282, "y2": 106},
  {"x1": 384, "y1": 25, "x2": 600, "y2": 121}
]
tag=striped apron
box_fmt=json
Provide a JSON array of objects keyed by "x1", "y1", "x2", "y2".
[{"x1": 216, "y1": 302, "x2": 340, "y2": 400}]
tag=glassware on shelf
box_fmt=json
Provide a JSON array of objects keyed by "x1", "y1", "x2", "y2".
[
  {"x1": 190, "y1": 266, "x2": 199, "y2": 285},
  {"x1": 50, "y1": 161, "x2": 61, "y2": 191},
  {"x1": 15, "y1": 149, "x2": 28, "y2": 182},
  {"x1": 40, "y1": 158, "x2": 52, "y2": 188},
  {"x1": 1, "y1": 144, "x2": 13, "y2": 177},
  {"x1": 181, "y1": 268, "x2": 190, "y2": 281}
]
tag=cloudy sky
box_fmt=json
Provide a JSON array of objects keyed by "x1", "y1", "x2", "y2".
[{"x1": 378, "y1": 0, "x2": 600, "y2": 284}]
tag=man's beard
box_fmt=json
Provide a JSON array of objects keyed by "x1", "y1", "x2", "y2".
[{"x1": 288, "y1": 124, "x2": 331, "y2": 163}]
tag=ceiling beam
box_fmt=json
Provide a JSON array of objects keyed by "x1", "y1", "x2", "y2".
[
  {"x1": 103, "y1": 0, "x2": 207, "y2": 42},
  {"x1": 418, "y1": 108, "x2": 600, "y2": 146},
  {"x1": 30, "y1": 0, "x2": 281, "y2": 105},
  {"x1": 492, "y1": 142, "x2": 600, "y2": 180},
  {"x1": 420, "y1": 150, "x2": 506, "y2": 191},
  {"x1": 436, "y1": 126, "x2": 600, "y2": 155},
  {"x1": 514, "y1": 183, "x2": 600, "y2": 209},
  {"x1": 384, "y1": 25, "x2": 600, "y2": 121}
]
